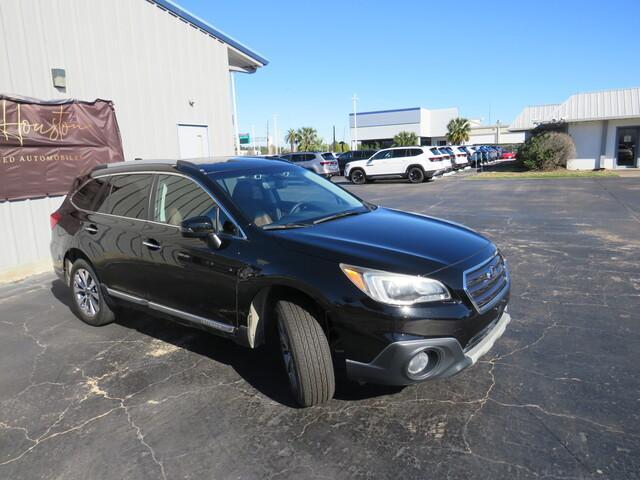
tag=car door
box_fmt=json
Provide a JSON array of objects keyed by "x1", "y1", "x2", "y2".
[
  {"x1": 139, "y1": 173, "x2": 244, "y2": 328},
  {"x1": 77, "y1": 174, "x2": 151, "y2": 298},
  {"x1": 366, "y1": 149, "x2": 395, "y2": 175}
]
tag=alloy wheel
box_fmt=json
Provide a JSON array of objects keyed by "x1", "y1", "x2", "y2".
[{"x1": 73, "y1": 268, "x2": 100, "y2": 317}]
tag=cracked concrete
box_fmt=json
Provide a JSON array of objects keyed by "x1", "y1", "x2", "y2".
[{"x1": 0, "y1": 176, "x2": 638, "y2": 479}]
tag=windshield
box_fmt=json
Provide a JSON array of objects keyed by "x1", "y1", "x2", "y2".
[{"x1": 210, "y1": 165, "x2": 368, "y2": 228}]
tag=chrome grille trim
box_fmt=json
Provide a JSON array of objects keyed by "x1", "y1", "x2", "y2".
[{"x1": 463, "y1": 252, "x2": 509, "y2": 314}]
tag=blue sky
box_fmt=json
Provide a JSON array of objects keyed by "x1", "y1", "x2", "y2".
[{"x1": 178, "y1": 0, "x2": 640, "y2": 145}]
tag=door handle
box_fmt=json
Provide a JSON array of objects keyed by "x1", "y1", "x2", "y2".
[
  {"x1": 142, "y1": 239, "x2": 162, "y2": 251},
  {"x1": 84, "y1": 224, "x2": 98, "y2": 234}
]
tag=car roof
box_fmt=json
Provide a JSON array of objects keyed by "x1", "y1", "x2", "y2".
[{"x1": 92, "y1": 156, "x2": 289, "y2": 176}]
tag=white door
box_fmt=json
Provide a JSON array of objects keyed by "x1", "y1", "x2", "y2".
[{"x1": 177, "y1": 124, "x2": 210, "y2": 159}]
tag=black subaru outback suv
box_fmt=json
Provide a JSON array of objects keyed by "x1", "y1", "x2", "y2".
[{"x1": 51, "y1": 157, "x2": 510, "y2": 407}]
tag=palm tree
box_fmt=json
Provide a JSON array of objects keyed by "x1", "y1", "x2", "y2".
[
  {"x1": 446, "y1": 117, "x2": 471, "y2": 145},
  {"x1": 297, "y1": 127, "x2": 320, "y2": 151},
  {"x1": 393, "y1": 131, "x2": 418, "y2": 146},
  {"x1": 285, "y1": 129, "x2": 299, "y2": 152}
]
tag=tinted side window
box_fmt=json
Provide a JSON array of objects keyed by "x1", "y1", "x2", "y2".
[
  {"x1": 73, "y1": 178, "x2": 109, "y2": 211},
  {"x1": 392, "y1": 149, "x2": 408, "y2": 158},
  {"x1": 304, "y1": 154, "x2": 317, "y2": 161},
  {"x1": 153, "y1": 175, "x2": 217, "y2": 226},
  {"x1": 289, "y1": 154, "x2": 302, "y2": 163},
  {"x1": 106, "y1": 174, "x2": 152, "y2": 220},
  {"x1": 408, "y1": 148, "x2": 422, "y2": 157}
]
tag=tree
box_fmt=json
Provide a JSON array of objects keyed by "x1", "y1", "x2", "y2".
[
  {"x1": 446, "y1": 117, "x2": 471, "y2": 145},
  {"x1": 518, "y1": 132, "x2": 576, "y2": 170},
  {"x1": 393, "y1": 131, "x2": 418, "y2": 146},
  {"x1": 285, "y1": 129, "x2": 299, "y2": 152},
  {"x1": 297, "y1": 127, "x2": 322, "y2": 151}
]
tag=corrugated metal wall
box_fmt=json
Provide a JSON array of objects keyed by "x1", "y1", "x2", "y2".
[
  {"x1": 0, "y1": 196, "x2": 64, "y2": 273},
  {"x1": 0, "y1": 0, "x2": 240, "y2": 279},
  {"x1": 0, "y1": 0, "x2": 236, "y2": 160}
]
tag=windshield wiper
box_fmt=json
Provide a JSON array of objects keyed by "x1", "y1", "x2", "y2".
[
  {"x1": 262, "y1": 223, "x2": 310, "y2": 230},
  {"x1": 313, "y1": 209, "x2": 365, "y2": 225}
]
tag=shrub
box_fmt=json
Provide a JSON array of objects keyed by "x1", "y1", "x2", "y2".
[{"x1": 518, "y1": 132, "x2": 576, "y2": 170}]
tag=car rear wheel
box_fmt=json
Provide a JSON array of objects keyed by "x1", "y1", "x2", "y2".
[
  {"x1": 69, "y1": 259, "x2": 116, "y2": 326},
  {"x1": 349, "y1": 169, "x2": 366, "y2": 185},
  {"x1": 407, "y1": 167, "x2": 425, "y2": 183},
  {"x1": 276, "y1": 300, "x2": 335, "y2": 407}
]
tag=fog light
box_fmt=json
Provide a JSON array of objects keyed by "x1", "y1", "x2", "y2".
[{"x1": 407, "y1": 351, "x2": 430, "y2": 375}]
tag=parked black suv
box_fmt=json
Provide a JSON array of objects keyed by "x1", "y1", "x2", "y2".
[{"x1": 51, "y1": 157, "x2": 510, "y2": 406}]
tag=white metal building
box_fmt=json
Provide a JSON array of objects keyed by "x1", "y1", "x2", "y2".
[
  {"x1": 349, "y1": 107, "x2": 459, "y2": 148},
  {"x1": 0, "y1": 0, "x2": 267, "y2": 281},
  {"x1": 349, "y1": 107, "x2": 523, "y2": 148},
  {"x1": 509, "y1": 88, "x2": 640, "y2": 170}
]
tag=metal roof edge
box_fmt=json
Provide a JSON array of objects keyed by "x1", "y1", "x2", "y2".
[
  {"x1": 349, "y1": 107, "x2": 421, "y2": 116},
  {"x1": 151, "y1": 0, "x2": 269, "y2": 66}
]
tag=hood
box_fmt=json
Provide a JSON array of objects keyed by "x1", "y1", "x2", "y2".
[{"x1": 270, "y1": 207, "x2": 492, "y2": 276}]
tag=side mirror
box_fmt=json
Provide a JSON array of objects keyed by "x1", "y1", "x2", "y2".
[
  {"x1": 181, "y1": 216, "x2": 223, "y2": 249},
  {"x1": 181, "y1": 216, "x2": 215, "y2": 238}
]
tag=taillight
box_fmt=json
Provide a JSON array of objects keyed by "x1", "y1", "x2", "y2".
[
  {"x1": 50, "y1": 211, "x2": 62, "y2": 229},
  {"x1": 320, "y1": 161, "x2": 337, "y2": 166},
  {"x1": 429, "y1": 157, "x2": 439, "y2": 162}
]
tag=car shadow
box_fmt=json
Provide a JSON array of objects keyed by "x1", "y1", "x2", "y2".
[{"x1": 50, "y1": 278, "x2": 401, "y2": 407}]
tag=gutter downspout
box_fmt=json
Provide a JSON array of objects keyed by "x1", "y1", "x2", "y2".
[
  {"x1": 598, "y1": 120, "x2": 608, "y2": 169},
  {"x1": 230, "y1": 72, "x2": 241, "y2": 156}
]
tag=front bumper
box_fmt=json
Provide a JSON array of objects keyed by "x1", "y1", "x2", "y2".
[{"x1": 345, "y1": 310, "x2": 511, "y2": 385}]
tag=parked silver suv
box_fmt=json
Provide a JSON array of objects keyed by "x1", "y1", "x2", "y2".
[{"x1": 280, "y1": 152, "x2": 340, "y2": 178}]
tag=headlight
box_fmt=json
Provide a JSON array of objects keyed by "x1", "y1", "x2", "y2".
[{"x1": 340, "y1": 264, "x2": 451, "y2": 306}]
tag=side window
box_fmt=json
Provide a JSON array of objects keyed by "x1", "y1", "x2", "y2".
[
  {"x1": 290, "y1": 154, "x2": 302, "y2": 163},
  {"x1": 217, "y1": 209, "x2": 239, "y2": 236},
  {"x1": 392, "y1": 149, "x2": 408, "y2": 158},
  {"x1": 106, "y1": 174, "x2": 152, "y2": 220},
  {"x1": 304, "y1": 154, "x2": 317, "y2": 161},
  {"x1": 371, "y1": 150, "x2": 392, "y2": 160},
  {"x1": 72, "y1": 177, "x2": 109, "y2": 211},
  {"x1": 407, "y1": 148, "x2": 422, "y2": 157},
  {"x1": 153, "y1": 175, "x2": 217, "y2": 226}
]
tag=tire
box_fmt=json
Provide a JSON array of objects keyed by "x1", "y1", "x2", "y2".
[
  {"x1": 407, "y1": 166, "x2": 425, "y2": 183},
  {"x1": 275, "y1": 300, "x2": 335, "y2": 407},
  {"x1": 69, "y1": 259, "x2": 116, "y2": 326},
  {"x1": 349, "y1": 169, "x2": 367, "y2": 185}
]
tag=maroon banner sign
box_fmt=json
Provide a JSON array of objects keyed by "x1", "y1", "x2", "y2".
[{"x1": 0, "y1": 95, "x2": 124, "y2": 201}]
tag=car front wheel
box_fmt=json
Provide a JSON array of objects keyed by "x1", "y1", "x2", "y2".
[
  {"x1": 349, "y1": 169, "x2": 367, "y2": 185},
  {"x1": 69, "y1": 259, "x2": 116, "y2": 326},
  {"x1": 276, "y1": 300, "x2": 335, "y2": 407}
]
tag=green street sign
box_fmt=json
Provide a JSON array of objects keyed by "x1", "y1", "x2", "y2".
[{"x1": 239, "y1": 133, "x2": 250, "y2": 145}]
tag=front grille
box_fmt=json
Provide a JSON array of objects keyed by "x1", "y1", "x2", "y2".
[{"x1": 464, "y1": 253, "x2": 509, "y2": 313}]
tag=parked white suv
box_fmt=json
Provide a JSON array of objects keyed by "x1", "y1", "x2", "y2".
[{"x1": 345, "y1": 147, "x2": 443, "y2": 184}]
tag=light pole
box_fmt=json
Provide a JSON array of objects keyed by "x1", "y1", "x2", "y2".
[
  {"x1": 273, "y1": 114, "x2": 279, "y2": 155},
  {"x1": 352, "y1": 94, "x2": 358, "y2": 151}
]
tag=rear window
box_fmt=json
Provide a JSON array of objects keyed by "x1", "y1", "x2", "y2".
[
  {"x1": 105, "y1": 174, "x2": 152, "y2": 220},
  {"x1": 321, "y1": 153, "x2": 334, "y2": 160},
  {"x1": 430, "y1": 148, "x2": 441, "y2": 155}
]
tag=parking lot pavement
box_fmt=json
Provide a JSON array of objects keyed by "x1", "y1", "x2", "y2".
[{"x1": 1, "y1": 176, "x2": 639, "y2": 480}]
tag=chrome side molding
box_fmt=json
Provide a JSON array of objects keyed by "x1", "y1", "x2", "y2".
[{"x1": 105, "y1": 287, "x2": 235, "y2": 334}]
